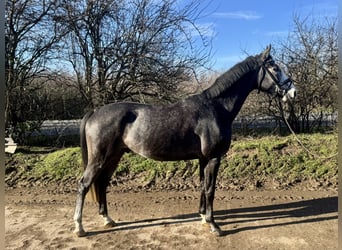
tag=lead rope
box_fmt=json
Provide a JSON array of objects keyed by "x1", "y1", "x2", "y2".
[{"x1": 280, "y1": 101, "x2": 337, "y2": 161}]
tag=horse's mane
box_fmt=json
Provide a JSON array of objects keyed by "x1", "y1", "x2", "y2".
[{"x1": 202, "y1": 55, "x2": 262, "y2": 98}]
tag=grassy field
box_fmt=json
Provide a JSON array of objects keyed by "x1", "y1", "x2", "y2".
[{"x1": 5, "y1": 133, "x2": 337, "y2": 189}]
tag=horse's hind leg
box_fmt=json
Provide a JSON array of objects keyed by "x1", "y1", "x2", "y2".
[
  {"x1": 94, "y1": 149, "x2": 125, "y2": 227},
  {"x1": 73, "y1": 162, "x2": 101, "y2": 237},
  {"x1": 96, "y1": 155, "x2": 123, "y2": 228},
  {"x1": 97, "y1": 177, "x2": 116, "y2": 227}
]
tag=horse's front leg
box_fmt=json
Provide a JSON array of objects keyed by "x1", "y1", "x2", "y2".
[
  {"x1": 199, "y1": 158, "x2": 207, "y2": 223},
  {"x1": 201, "y1": 157, "x2": 222, "y2": 236}
]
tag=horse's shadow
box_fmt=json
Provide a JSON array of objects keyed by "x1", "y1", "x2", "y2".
[{"x1": 86, "y1": 196, "x2": 337, "y2": 237}]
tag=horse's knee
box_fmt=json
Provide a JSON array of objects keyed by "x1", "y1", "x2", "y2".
[{"x1": 77, "y1": 179, "x2": 89, "y2": 195}]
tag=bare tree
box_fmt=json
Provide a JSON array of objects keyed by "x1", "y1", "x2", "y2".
[
  {"x1": 5, "y1": 0, "x2": 64, "y2": 138},
  {"x1": 56, "y1": 0, "x2": 213, "y2": 108},
  {"x1": 239, "y1": 13, "x2": 337, "y2": 133},
  {"x1": 277, "y1": 14, "x2": 337, "y2": 132}
]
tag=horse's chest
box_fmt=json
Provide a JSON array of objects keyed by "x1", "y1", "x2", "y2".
[{"x1": 197, "y1": 123, "x2": 231, "y2": 157}]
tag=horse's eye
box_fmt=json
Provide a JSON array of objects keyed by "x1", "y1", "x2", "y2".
[{"x1": 265, "y1": 60, "x2": 275, "y2": 68}]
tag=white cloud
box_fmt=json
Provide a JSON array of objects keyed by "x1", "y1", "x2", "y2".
[
  {"x1": 187, "y1": 22, "x2": 216, "y2": 38},
  {"x1": 213, "y1": 11, "x2": 262, "y2": 20},
  {"x1": 265, "y1": 30, "x2": 289, "y2": 37},
  {"x1": 299, "y1": 2, "x2": 338, "y2": 18}
]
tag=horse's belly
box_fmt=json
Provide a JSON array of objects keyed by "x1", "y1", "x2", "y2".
[{"x1": 123, "y1": 131, "x2": 200, "y2": 161}]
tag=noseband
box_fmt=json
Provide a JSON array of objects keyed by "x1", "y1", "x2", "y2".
[{"x1": 258, "y1": 60, "x2": 292, "y2": 96}]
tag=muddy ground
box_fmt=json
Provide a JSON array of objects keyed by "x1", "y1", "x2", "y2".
[{"x1": 5, "y1": 183, "x2": 338, "y2": 250}]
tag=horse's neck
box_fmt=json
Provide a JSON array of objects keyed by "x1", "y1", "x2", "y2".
[{"x1": 217, "y1": 78, "x2": 255, "y2": 122}]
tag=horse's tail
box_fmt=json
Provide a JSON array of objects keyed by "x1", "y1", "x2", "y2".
[
  {"x1": 80, "y1": 110, "x2": 93, "y2": 168},
  {"x1": 79, "y1": 110, "x2": 99, "y2": 203}
]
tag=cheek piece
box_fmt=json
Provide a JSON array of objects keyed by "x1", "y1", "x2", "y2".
[{"x1": 261, "y1": 63, "x2": 295, "y2": 101}]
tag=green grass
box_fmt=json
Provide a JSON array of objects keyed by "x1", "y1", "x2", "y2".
[
  {"x1": 34, "y1": 147, "x2": 82, "y2": 179},
  {"x1": 224, "y1": 133, "x2": 337, "y2": 182},
  {"x1": 6, "y1": 133, "x2": 337, "y2": 184}
]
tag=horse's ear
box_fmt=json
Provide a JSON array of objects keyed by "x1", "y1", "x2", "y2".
[{"x1": 261, "y1": 45, "x2": 272, "y2": 61}]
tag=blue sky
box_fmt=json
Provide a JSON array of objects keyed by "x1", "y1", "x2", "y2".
[{"x1": 195, "y1": 0, "x2": 338, "y2": 71}]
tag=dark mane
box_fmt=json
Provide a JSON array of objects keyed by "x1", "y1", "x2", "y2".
[{"x1": 203, "y1": 55, "x2": 261, "y2": 98}]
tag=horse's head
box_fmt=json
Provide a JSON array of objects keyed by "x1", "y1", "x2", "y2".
[{"x1": 257, "y1": 45, "x2": 296, "y2": 102}]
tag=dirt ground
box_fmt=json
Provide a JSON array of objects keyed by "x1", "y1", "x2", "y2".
[{"x1": 5, "y1": 184, "x2": 338, "y2": 250}]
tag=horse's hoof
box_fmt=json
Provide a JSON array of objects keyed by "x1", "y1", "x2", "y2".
[
  {"x1": 74, "y1": 229, "x2": 87, "y2": 237},
  {"x1": 200, "y1": 214, "x2": 206, "y2": 224},
  {"x1": 104, "y1": 220, "x2": 116, "y2": 228},
  {"x1": 199, "y1": 215, "x2": 223, "y2": 236},
  {"x1": 210, "y1": 227, "x2": 223, "y2": 237}
]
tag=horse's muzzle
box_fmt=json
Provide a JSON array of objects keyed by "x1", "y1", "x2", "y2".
[{"x1": 281, "y1": 87, "x2": 296, "y2": 102}]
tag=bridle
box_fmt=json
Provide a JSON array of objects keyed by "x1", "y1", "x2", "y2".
[{"x1": 258, "y1": 60, "x2": 292, "y2": 96}]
